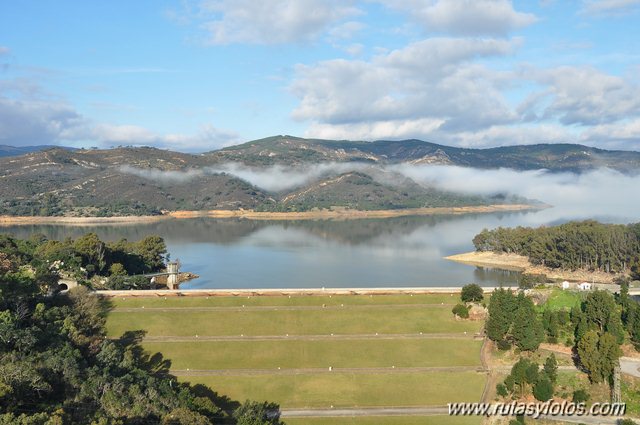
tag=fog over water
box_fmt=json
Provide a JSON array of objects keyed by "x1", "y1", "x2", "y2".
[
  {"x1": 4, "y1": 165, "x2": 640, "y2": 289},
  {"x1": 122, "y1": 162, "x2": 640, "y2": 222}
]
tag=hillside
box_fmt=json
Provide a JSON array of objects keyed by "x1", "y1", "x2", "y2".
[
  {"x1": 1, "y1": 136, "x2": 638, "y2": 217},
  {"x1": 0, "y1": 144, "x2": 75, "y2": 157},
  {"x1": 0, "y1": 148, "x2": 269, "y2": 216},
  {"x1": 209, "y1": 135, "x2": 640, "y2": 172}
]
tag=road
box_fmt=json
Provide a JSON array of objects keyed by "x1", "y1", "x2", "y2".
[
  {"x1": 620, "y1": 357, "x2": 640, "y2": 377},
  {"x1": 142, "y1": 332, "x2": 480, "y2": 342}
]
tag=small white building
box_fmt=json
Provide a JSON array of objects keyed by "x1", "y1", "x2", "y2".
[
  {"x1": 561, "y1": 281, "x2": 571, "y2": 290},
  {"x1": 578, "y1": 282, "x2": 592, "y2": 291}
]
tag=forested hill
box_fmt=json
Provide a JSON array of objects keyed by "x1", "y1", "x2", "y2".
[
  {"x1": 0, "y1": 233, "x2": 284, "y2": 424},
  {"x1": 473, "y1": 220, "x2": 640, "y2": 276}
]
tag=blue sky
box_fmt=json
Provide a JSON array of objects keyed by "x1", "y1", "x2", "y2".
[{"x1": 1, "y1": 0, "x2": 640, "y2": 151}]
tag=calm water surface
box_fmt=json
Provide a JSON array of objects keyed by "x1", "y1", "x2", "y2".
[{"x1": 1, "y1": 208, "x2": 633, "y2": 289}]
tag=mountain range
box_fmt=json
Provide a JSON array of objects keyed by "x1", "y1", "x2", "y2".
[{"x1": 0, "y1": 136, "x2": 638, "y2": 217}]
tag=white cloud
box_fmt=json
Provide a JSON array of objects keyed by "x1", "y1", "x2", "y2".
[
  {"x1": 580, "y1": 119, "x2": 640, "y2": 148},
  {"x1": 291, "y1": 37, "x2": 517, "y2": 130},
  {"x1": 197, "y1": 0, "x2": 361, "y2": 44},
  {"x1": 380, "y1": 0, "x2": 537, "y2": 36},
  {"x1": 0, "y1": 79, "x2": 238, "y2": 151},
  {"x1": 581, "y1": 0, "x2": 640, "y2": 14},
  {"x1": 521, "y1": 66, "x2": 640, "y2": 126}
]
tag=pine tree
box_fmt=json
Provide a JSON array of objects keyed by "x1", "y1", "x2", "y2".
[
  {"x1": 512, "y1": 293, "x2": 544, "y2": 351},
  {"x1": 544, "y1": 354, "x2": 558, "y2": 384}
]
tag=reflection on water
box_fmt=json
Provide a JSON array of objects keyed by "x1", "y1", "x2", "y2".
[{"x1": 0, "y1": 212, "x2": 539, "y2": 289}]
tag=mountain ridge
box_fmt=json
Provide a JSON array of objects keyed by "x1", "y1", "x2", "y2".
[{"x1": 0, "y1": 136, "x2": 637, "y2": 217}]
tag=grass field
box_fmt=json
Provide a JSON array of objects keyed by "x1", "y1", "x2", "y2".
[
  {"x1": 105, "y1": 293, "x2": 487, "y2": 421},
  {"x1": 143, "y1": 338, "x2": 483, "y2": 370},
  {"x1": 540, "y1": 288, "x2": 584, "y2": 311},
  {"x1": 109, "y1": 293, "x2": 460, "y2": 308},
  {"x1": 181, "y1": 371, "x2": 486, "y2": 408},
  {"x1": 107, "y1": 305, "x2": 482, "y2": 337},
  {"x1": 283, "y1": 417, "x2": 481, "y2": 425}
]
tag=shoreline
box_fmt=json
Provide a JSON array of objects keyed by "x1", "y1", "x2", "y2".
[
  {"x1": 445, "y1": 251, "x2": 618, "y2": 284},
  {"x1": 96, "y1": 286, "x2": 518, "y2": 297},
  {"x1": 0, "y1": 204, "x2": 542, "y2": 225}
]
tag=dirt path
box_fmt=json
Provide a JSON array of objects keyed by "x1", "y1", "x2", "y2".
[
  {"x1": 142, "y1": 332, "x2": 482, "y2": 343},
  {"x1": 171, "y1": 366, "x2": 484, "y2": 377},
  {"x1": 112, "y1": 303, "x2": 457, "y2": 313},
  {"x1": 280, "y1": 406, "x2": 449, "y2": 418}
]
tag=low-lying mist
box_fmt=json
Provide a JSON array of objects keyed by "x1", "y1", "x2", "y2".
[{"x1": 119, "y1": 162, "x2": 640, "y2": 223}]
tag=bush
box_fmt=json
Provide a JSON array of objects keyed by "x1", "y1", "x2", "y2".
[
  {"x1": 572, "y1": 389, "x2": 589, "y2": 403},
  {"x1": 496, "y1": 383, "x2": 509, "y2": 398},
  {"x1": 533, "y1": 377, "x2": 554, "y2": 401},
  {"x1": 497, "y1": 339, "x2": 512, "y2": 351},
  {"x1": 519, "y1": 273, "x2": 547, "y2": 289},
  {"x1": 452, "y1": 304, "x2": 469, "y2": 319},
  {"x1": 461, "y1": 284, "x2": 484, "y2": 302}
]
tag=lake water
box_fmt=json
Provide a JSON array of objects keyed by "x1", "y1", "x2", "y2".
[{"x1": 1, "y1": 207, "x2": 636, "y2": 289}]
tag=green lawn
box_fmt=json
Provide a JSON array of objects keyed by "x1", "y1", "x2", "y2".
[
  {"x1": 143, "y1": 338, "x2": 483, "y2": 370},
  {"x1": 284, "y1": 416, "x2": 482, "y2": 425},
  {"x1": 540, "y1": 288, "x2": 584, "y2": 311},
  {"x1": 107, "y1": 306, "x2": 482, "y2": 337},
  {"x1": 179, "y1": 371, "x2": 485, "y2": 408},
  {"x1": 106, "y1": 294, "x2": 487, "y2": 414},
  {"x1": 108, "y1": 293, "x2": 460, "y2": 309}
]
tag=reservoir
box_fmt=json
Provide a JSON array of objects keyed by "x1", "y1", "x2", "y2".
[{"x1": 1, "y1": 208, "x2": 635, "y2": 289}]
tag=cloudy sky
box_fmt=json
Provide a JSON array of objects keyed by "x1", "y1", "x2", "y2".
[{"x1": 1, "y1": 0, "x2": 640, "y2": 151}]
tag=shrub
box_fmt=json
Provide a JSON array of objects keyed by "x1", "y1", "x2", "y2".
[
  {"x1": 572, "y1": 389, "x2": 589, "y2": 403},
  {"x1": 497, "y1": 339, "x2": 512, "y2": 351},
  {"x1": 496, "y1": 383, "x2": 509, "y2": 398},
  {"x1": 452, "y1": 304, "x2": 469, "y2": 319},
  {"x1": 533, "y1": 378, "x2": 554, "y2": 401}
]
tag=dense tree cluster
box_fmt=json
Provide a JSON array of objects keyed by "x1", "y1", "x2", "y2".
[
  {"x1": 487, "y1": 288, "x2": 625, "y2": 386},
  {"x1": 0, "y1": 233, "x2": 168, "y2": 290},
  {"x1": 473, "y1": 220, "x2": 640, "y2": 275},
  {"x1": 496, "y1": 355, "x2": 558, "y2": 402},
  {"x1": 485, "y1": 289, "x2": 544, "y2": 351},
  {"x1": 0, "y1": 244, "x2": 283, "y2": 424}
]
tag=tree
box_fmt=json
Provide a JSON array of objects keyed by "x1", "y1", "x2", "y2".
[
  {"x1": 543, "y1": 354, "x2": 558, "y2": 384},
  {"x1": 108, "y1": 262, "x2": 126, "y2": 276},
  {"x1": 233, "y1": 401, "x2": 284, "y2": 425},
  {"x1": 584, "y1": 291, "x2": 617, "y2": 332},
  {"x1": 486, "y1": 289, "x2": 516, "y2": 342},
  {"x1": 512, "y1": 293, "x2": 544, "y2": 351},
  {"x1": 73, "y1": 233, "x2": 107, "y2": 274},
  {"x1": 461, "y1": 284, "x2": 483, "y2": 303},
  {"x1": 577, "y1": 330, "x2": 621, "y2": 384},
  {"x1": 161, "y1": 408, "x2": 210, "y2": 425},
  {"x1": 135, "y1": 235, "x2": 167, "y2": 272},
  {"x1": 533, "y1": 377, "x2": 554, "y2": 402}
]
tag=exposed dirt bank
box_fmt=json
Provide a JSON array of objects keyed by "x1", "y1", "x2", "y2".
[
  {"x1": 168, "y1": 204, "x2": 541, "y2": 220},
  {"x1": 0, "y1": 204, "x2": 541, "y2": 225},
  {"x1": 0, "y1": 215, "x2": 170, "y2": 226},
  {"x1": 445, "y1": 251, "x2": 618, "y2": 284}
]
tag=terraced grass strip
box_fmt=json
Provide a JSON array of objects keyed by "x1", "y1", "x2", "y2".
[
  {"x1": 107, "y1": 307, "x2": 482, "y2": 337},
  {"x1": 179, "y1": 371, "x2": 486, "y2": 408},
  {"x1": 143, "y1": 338, "x2": 483, "y2": 370}
]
